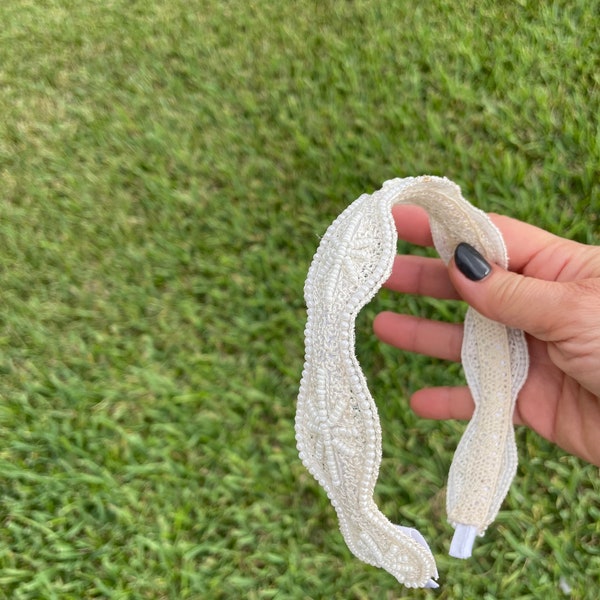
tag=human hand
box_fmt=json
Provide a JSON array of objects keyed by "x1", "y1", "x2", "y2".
[{"x1": 373, "y1": 205, "x2": 600, "y2": 466}]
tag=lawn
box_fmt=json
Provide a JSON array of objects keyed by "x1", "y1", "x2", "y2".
[{"x1": 0, "y1": 0, "x2": 598, "y2": 598}]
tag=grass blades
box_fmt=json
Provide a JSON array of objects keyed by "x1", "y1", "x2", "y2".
[{"x1": 0, "y1": 0, "x2": 598, "y2": 598}]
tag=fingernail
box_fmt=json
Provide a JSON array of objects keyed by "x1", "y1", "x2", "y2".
[{"x1": 454, "y1": 242, "x2": 492, "y2": 281}]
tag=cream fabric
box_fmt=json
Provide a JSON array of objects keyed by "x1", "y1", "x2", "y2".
[{"x1": 295, "y1": 176, "x2": 529, "y2": 588}]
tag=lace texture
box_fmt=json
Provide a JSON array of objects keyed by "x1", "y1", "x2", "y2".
[{"x1": 295, "y1": 176, "x2": 529, "y2": 588}]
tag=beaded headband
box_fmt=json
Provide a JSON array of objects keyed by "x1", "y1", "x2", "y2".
[{"x1": 295, "y1": 176, "x2": 529, "y2": 588}]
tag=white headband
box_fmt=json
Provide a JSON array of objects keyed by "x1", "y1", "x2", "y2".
[{"x1": 295, "y1": 176, "x2": 529, "y2": 588}]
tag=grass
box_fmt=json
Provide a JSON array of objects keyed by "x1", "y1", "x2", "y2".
[{"x1": 0, "y1": 0, "x2": 598, "y2": 598}]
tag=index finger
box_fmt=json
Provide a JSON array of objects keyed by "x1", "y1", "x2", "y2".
[
  {"x1": 392, "y1": 205, "x2": 433, "y2": 246},
  {"x1": 392, "y1": 205, "x2": 566, "y2": 275},
  {"x1": 488, "y1": 213, "x2": 571, "y2": 273}
]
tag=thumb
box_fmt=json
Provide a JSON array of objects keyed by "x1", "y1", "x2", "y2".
[{"x1": 449, "y1": 242, "x2": 570, "y2": 341}]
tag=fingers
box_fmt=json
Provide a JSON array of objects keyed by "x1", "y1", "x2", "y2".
[
  {"x1": 448, "y1": 248, "x2": 573, "y2": 341},
  {"x1": 392, "y1": 206, "x2": 579, "y2": 278},
  {"x1": 383, "y1": 255, "x2": 461, "y2": 299},
  {"x1": 392, "y1": 205, "x2": 559, "y2": 265},
  {"x1": 410, "y1": 386, "x2": 475, "y2": 421},
  {"x1": 373, "y1": 312, "x2": 463, "y2": 362},
  {"x1": 409, "y1": 386, "x2": 526, "y2": 426},
  {"x1": 392, "y1": 205, "x2": 599, "y2": 345},
  {"x1": 392, "y1": 205, "x2": 433, "y2": 246},
  {"x1": 451, "y1": 251, "x2": 600, "y2": 394},
  {"x1": 488, "y1": 214, "x2": 574, "y2": 275},
  {"x1": 493, "y1": 214, "x2": 600, "y2": 280}
]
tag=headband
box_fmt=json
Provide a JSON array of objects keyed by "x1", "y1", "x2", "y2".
[{"x1": 295, "y1": 176, "x2": 529, "y2": 588}]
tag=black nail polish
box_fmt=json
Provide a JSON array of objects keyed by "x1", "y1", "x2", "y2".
[{"x1": 454, "y1": 243, "x2": 492, "y2": 281}]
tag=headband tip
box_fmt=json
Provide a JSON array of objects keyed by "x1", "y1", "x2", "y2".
[{"x1": 449, "y1": 524, "x2": 478, "y2": 559}]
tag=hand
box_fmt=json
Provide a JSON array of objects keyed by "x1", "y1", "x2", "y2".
[{"x1": 373, "y1": 205, "x2": 600, "y2": 466}]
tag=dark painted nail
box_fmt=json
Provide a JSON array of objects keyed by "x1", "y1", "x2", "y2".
[{"x1": 454, "y1": 242, "x2": 492, "y2": 281}]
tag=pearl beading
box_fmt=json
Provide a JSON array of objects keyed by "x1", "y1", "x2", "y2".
[{"x1": 295, "y1": 176, "x2": 529, "y2": 588}]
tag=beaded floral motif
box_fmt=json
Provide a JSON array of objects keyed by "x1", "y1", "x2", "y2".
[{"x1": 295, "y1": 176, "x2": 529, "y2": 588}]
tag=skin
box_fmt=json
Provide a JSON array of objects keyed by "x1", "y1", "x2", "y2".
[{"x1": 373, "y1": 205, "x2": 600, "y2": 466}]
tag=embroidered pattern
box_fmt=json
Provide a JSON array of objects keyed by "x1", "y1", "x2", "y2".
[{"x1": 295, "y1": 176, "x2": 529, "y2": 587}]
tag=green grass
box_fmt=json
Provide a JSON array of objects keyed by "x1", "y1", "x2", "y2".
[{"x1": 0, "y1": 0, "x2": 598, "y2": 598}]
